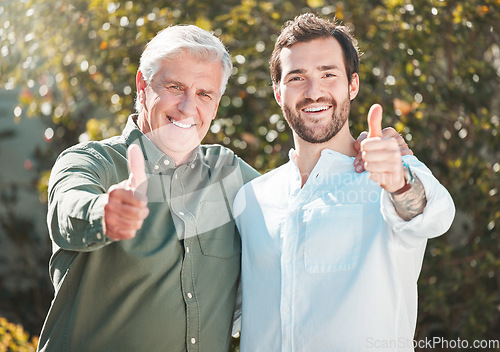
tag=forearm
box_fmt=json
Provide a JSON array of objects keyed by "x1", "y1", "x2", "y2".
[
  {"x1": 390, "y1": 175, "x2": 427, "y2": 221},
  {"x1": 47, "y1": 149, "x2": 115, "y2": 251},
  {"x1": 48, "y1": 188, "x2": 110, "y2": 251},
  {"x1": 380, "y1": 156, "x2": 455, "y2": 247}
]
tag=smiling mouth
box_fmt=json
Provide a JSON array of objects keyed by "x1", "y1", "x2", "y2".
[
  {"x1": 302, "y1": 105, "x2": 331, "y2": 113},
  {"x1": 168, "y1": 116, "x2": 196, "y2": 129}
]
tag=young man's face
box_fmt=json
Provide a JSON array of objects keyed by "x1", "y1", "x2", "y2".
[
  {"x1": 274, "y1": 37, "x2": 359, "y2": 144},
  {"x1": 137, "y1": 52, "x2": 223, "y2": 162}
]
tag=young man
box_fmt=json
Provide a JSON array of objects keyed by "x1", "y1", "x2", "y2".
[
  {"x1": 233, "y1": 13, "x2": 455, "y2": 351},
  {"x1": 37, "y1": 25, "x2": 260, "y2": 352}
]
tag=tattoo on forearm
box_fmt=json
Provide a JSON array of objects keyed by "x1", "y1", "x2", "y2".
[{"x1": 391, "y1": 176, "x2": 427, "y2": 221}]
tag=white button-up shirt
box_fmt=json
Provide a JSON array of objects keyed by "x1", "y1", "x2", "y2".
[{"x1": 233, "y1": 149, "x2": 455, "y2": 352}]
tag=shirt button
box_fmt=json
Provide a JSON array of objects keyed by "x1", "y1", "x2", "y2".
[
  {"x1": 96, "y1": 232, "x2": 102, "y2": 240},
  {"x1": 186, "y1": 246, "x2": 190, "y2": 253},
  {"x1": 187, "y1": 292, "x2": 193, "y2": 299},
  {"x1": 174, "y1": 174, "x2": 178, "y2": 180},
  {"x1": 191, "y1": 338, "x2": 196, "y2": 344},
  {"x1": 164, "y1": 159, "x2": 170, "y2": 166},
  {"x1": 190, "y1": 164, "x2": 195, "y2": 169},
  {"x1": 179, "y1": 211, "x2": 185, "y2": 216},
  {"x1": 154, "y1": 165, "x2": 159, "y2": 170}
]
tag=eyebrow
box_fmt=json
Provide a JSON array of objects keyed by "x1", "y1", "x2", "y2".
[
  {"x1": 318, "y1": 65, "x2": 342, "y2": 71},
  {"x1": 284, "y1": 65, "x2": 342, "y2": 77},
  {"x1": 162, "y1": 79, "x2": 218, "y2": 96},
  {"x1": 285, "y1": 68, "x2": 306, "y2": 76},
  {"x1": 163, "y1": 79, "x2": 184, "y2": 87}
]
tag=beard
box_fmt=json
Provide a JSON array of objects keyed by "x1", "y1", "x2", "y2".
[{"x1": 283, "y1": 94, "x2": 351, "y2": 144}]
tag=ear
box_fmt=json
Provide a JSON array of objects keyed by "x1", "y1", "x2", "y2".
[
  {"x1": 136, "y1": 70, "x2": 147, "y2": 104},
  {"x1": 349, "y1": 73, "x2": 360, "y2": 101},
  {"x1": 273, "y1": 84, "x2": 282, "y2": 106}
]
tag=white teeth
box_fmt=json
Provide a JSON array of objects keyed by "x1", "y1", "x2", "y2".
[
  {"x1": 303, "y1": 106, "x2": 329, "y2": 112},
  {"x1": 168, "y1": 117, "x2": 195, "y2": 129}
]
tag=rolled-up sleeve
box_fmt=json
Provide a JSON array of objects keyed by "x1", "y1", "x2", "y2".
[
  {"x1": 47, "y1": 145, "x2": 116, "y2": 251},
  {"x1": 381, "y1": 155, "x2": 456, "y2": 248}
]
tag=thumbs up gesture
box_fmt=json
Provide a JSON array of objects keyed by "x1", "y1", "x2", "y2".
[
  {"x1": 103, "y1": 145, "x2": 149, "y2": 240},
  {"x1": 126, "y1": 144, "x2": 148, "y2": 200},
  {"x1": 359, "y1": 104, "x2": 406, "y2": 193},
  {"x1": 353, "y1": 107, "x2": 413, "y2": 173}
]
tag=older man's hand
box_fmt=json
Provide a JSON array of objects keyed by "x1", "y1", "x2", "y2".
[{"x1": 103, "y1": 144, "x2": 149, "y2": 240}]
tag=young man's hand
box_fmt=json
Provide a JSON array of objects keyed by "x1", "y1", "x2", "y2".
[
  {"x1": 358, "y1": 104, "x2": 409, "y2": 193},
  {"x1": 353, "y1": 106, "x2": 413, "y2": 173}
]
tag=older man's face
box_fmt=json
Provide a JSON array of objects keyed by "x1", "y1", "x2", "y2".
[{"x1": 137, "y1": 53, "x2": 223, "y2": 163}]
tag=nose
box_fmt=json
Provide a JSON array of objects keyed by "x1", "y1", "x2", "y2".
[
  {"x1": 304, "y1": 79, "x2": 324, "y2": 101},
  {"x1": 178, "y1": 91, "x2": 197, "y2": 117}
]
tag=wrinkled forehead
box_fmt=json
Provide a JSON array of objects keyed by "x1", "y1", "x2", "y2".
[{"x1": 153, "y1": 55, "x2": 224, "y2": 93}]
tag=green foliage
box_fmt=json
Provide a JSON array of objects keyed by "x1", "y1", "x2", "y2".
[
  {"x1": 0, "y1": 187, "x2": 52, "y2": 341},
  {"x1": 0, "y1": 317, "x2": 38, "y2": 352},
  {"x1": 1, "y1": 0, "x2": 499, "y2": 347}
]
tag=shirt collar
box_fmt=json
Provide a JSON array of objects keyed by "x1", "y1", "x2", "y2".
[
  {"x1": 286, "y1": 148, "x2": 357, "y2": 201},
  {"x1": 122, "y1": 115, "x2": 210, "y2": 171},
  {"x1": 288, "y1": 148, "x2": 356, "y2": 179},
  {"x1": 188, "y1": 147, "x2": 211, "y2": 168}
]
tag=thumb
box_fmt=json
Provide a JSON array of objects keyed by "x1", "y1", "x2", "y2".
[
  {"x1": 367, "y1": 104, "x2": 383, "y2": 138},
  {"x1": 127, "y1": 144, "x2": 148, "y2": 199}
]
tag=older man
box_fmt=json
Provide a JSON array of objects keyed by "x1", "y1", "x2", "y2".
[{"x1": 37, "y1": 25, "x2": 259, "y2": 352}]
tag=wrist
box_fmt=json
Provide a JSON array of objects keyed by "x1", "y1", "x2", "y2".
[{"x1": 391, "y1": 161, "x2": 414, "y2": 196}]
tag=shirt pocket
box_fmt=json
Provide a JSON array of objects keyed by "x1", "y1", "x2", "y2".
[
  {"x1": 196, "y1": 200, "x2": 240, "y2": 259},
  {"x1": 304, "y1": 204, "x2": 363, "y2": 273}
]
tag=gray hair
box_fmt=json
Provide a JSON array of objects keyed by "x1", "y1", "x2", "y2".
[{"x1": 135, "y1": 25, "x2": 233, "y2": 113}]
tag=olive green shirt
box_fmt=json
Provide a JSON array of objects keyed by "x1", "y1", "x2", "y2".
[{"x1": 37, "y1": 116, "x2": 260, "y2": 352}]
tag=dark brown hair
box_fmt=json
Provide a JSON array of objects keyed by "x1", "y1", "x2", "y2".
[{"x1": 270, "y1": 13, "x2": 360, "y2": 85}]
